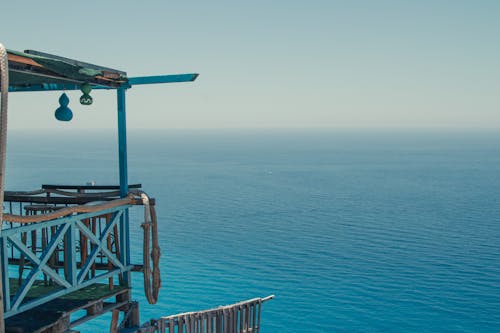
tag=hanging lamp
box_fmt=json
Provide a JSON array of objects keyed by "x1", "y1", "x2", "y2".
[{"x1": 54, "y1": 93, "x2": 73, "y2": 121}]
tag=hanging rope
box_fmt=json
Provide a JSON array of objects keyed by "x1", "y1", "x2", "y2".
[
  {"x1": 2, "y1": 197, "x2": 133, "y2": 223},
  {"x1": 135, "y1": 191, "x2": 161, "y2": 304}
]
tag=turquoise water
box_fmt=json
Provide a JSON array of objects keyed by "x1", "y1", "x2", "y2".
[{"x1": 6, "y1": 129, "x2": 500, "y2": 332}]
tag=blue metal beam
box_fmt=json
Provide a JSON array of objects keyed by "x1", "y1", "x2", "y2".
[
  {"x1": 66, "y1": 223, "x2": 77, "y2": 286},
  {"x1": 8, "y1": 223, "x2": 72, "y2": 310},
  {"x1": 128, "y1": 73, "x2": 198, "y2": 85},
  {"x1": 0, "y1": 239, "x2": 10, "y2": 312},
  {"x1": 8, "y1": 83, "x2": 113, "y2": 92},
  {"x1": 9, "y1": 83, "x2": 81, "y2": 92},
  {"x1": 9, "y1": 232, "x2": 71, "y2": 310},
  {"x1": 75, "y1": 212, "x2": 124, "y2": 284}
]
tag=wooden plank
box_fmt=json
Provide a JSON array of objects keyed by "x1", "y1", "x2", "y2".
[
  {"x1": 110, "y1": 309, "x2": 120, "y2": 333},
  {"x1": 45, "y1": 315, "x2": 70, "y2": 333},
  {"x1": 168, "y1": 318, "x2": 174, "y2": 333},
  {"x1": 178, "y1": 316, "x2": 183, "y2": 333},
  {"x1": 69, "y1": 300, "x2": 128, "y2": 329},
  {"x1": 86, "y1": 301, "x2": 103, "y2": 316}
]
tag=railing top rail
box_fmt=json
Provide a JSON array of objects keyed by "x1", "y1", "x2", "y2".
[
  {"x1": 3, "y1": 197, "x2": 133, "y2": 224},
  {"x1": 41, "y1": 184, "x2": 142, "y2": 191},
  {"x1": 161, "y1": 295, "x2": 275, "y2": 320},
  {"x1": 3, "y1": 185, "x2": 154, "y2": 205}
]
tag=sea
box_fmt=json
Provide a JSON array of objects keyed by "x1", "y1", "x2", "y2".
[{"x1": 5, "y1": 128, "x2": 500, "y2": 332}]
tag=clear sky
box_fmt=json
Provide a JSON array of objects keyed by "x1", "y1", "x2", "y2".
[{"x1": 1, "y1": 1, "x2": 499, "y2": 129}]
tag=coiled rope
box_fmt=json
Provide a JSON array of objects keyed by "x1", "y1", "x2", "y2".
[
  {"x1": 0, "y1": 43, "x2": 8, "y2": 228},
  {"x1": 131, "y1": 190, "x2": 161, "y2": 304}
]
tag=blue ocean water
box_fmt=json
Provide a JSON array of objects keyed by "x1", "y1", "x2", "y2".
[{"x1": 5, "y1": 129, "x2": 500, "y2": 332}]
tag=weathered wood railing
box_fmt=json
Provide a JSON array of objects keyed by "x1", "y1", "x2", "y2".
[{"x1": 137, "y1": 295, "x2": 274, "y2": 333}]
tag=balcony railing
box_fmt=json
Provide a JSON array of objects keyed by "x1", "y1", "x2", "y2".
[{"x1": 0, "y1": 185, "x2": 146, "y2": 318}]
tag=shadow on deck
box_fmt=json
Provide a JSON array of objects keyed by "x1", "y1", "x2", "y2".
[{"x1": 5, "y1": 282, "x2": 135, "y2": 333}]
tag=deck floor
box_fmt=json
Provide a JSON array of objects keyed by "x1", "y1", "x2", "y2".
[{"x1": 5, "y1": 282, "x2": 130, "y2": 333}]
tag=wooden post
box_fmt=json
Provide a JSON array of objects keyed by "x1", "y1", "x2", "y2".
[
  {"x1": 110, "y1": 309, "x2": 120, "y2": 333},
  {"x1": 128, "y1": 301, "x2": 140, "y2": 328},
  {"x1": 0, "y1": 42, "x2": 11, "y2": 333}
]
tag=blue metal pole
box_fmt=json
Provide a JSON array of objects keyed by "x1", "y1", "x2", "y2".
[
  {"x1": 117, "y1": 88, "x2": 129, "y2": 198},
  {"x1": 117, "y1": 88, "x2": 131, "y2": 286},
  {"x1": 66, "y1": 223, "x2": 77, "y2": 286}
]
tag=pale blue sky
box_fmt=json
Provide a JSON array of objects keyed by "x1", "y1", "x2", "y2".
[{"x1": 1, "y1": 1, "x2": 499, "y2": 129}]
